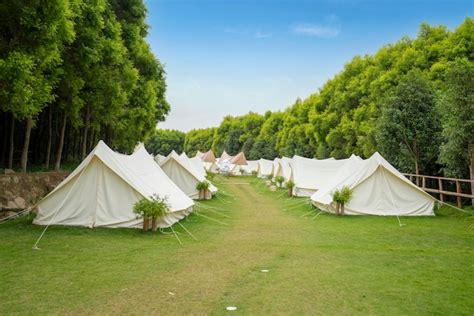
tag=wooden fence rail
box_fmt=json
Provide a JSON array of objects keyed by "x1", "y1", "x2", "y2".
[{"x1": 403, "y1": 173, "x2": 474, "y2": 208}]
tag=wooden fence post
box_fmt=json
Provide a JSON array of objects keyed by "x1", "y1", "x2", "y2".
[
  {"x1": 438, "y1": 178, "x2": 444, "y2": 202},
  {"x1": 456, "y1": 181, "x2": 462, "y2": 208},
  {"x1": 422, "y1": 176, "x2": 426, "y2": 189}
]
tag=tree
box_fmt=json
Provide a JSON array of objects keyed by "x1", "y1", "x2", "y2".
[
  {"x1": 0, "y1": 0, "x2": 75, "y2": 171},
  {"x1": 438, "y1": 59, "x2": 474, "y2": 203},
  {"x1": 145, "y1": 129, "x2": 185, "y2": 156},
  {"x1": 376, "y1": 71, "x2": 441, "y2": 177},
  {"x1": 184, "y1": 128, "x2": 216, "y2": 155}
]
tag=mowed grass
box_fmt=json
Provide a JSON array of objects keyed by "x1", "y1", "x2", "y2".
[{"x1": 0, "y1": 175, "x2": 473, "y2": 315}]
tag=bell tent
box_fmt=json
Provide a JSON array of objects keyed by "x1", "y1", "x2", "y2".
[
  {"x1": 311, "y1": 152, "x2": 436, "y2": 216},
  {"x1": 160, "y1": 151, "x2": 217, "y2": 199},
  {"x1": 34, "y1": 141, "x2": 194, "y2": 229}
]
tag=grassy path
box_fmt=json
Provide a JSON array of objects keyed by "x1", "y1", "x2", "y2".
[{"x1": 0, "y1": 175, "x2": 473, "y2": 314}]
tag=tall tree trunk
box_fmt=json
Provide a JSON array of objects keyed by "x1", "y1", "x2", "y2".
[
  {"x1": 8, "y1": 114, "x2": 15, "y2": 169},
  {"x1": 469, "y1": 141, "x2": 474, "y2": 206},
  {"x1": 81, "y1": 105, "x2": 91, "y2": 160},
  {"x1": 54, "y1": 114, "x2": 67, "y2": 171},
  {"x1": 21, "y1": 117, "x2": 33, "y2": 172},
  {"x1": 45, "y1": 106, "x2": 52, "y2": 169},
  {"x1": 414, "y1": 159, "x2": 420, "y2": 186},
  {"x1": 2, "y1": 114, "x2": 8, "y2": 166}
]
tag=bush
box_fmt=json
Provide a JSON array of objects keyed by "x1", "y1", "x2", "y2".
[
  {"x1": 133, "y1": 195, "x2": 170, "y2": 231},
  {"x1": 275, "y1": 175, "x2": 285, "y2": 187},
  {"x1": 196, "y1": 181, "x2": 210, "y2": 199},
  {"x1": 331, "y1": 186, "x2": 353, "y2": 215},
  {"x1": 285, "y1": 180, "x2": 295, "y2": 197}
]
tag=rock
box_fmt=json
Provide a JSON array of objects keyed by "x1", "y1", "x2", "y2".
[
  {"x1": 14, "y1": 197, "x2": 26, "y2": 209},
  {"x1": 265, "y1": 180, "x2": 272, "y2": 186},
  {"x1": 270, "y1": 185, "x2": 277, "y2": 192},
  {"x1": 4, "y1": 169, "x2": 14, "y2": 174}
]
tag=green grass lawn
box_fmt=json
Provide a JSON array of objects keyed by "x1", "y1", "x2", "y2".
[{"x1": 1, "y1": 175, "x2": 473, "y2": 315}]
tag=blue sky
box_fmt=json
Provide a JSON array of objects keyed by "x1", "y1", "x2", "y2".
[{"x1": 145, "y1": 0, "x2": 472, "y2": 131}]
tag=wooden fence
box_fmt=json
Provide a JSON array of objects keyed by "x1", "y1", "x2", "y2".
[{"x1": 403, "y1": 173, "x2": 474, "y2": 208}]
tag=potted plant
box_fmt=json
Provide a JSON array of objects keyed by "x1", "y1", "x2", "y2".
[
  {"x1": 275, "y1": 176, "x2": 285, "y2": 188},
  {"x1": 196, "y1": 181, "x2": 210, "y2": 200},
  {"x1": 331, "y1": 186, "x2": 353, "y2": 215},
  {"x1": 133, "y1": 198, "x2": 152, "y2": 231},
  {"x1": 285, "y1": 180, "x2": 295, "y2": 197},
  {"x1": 149, "y1": 195, "x2": 170, "y2": 231}
]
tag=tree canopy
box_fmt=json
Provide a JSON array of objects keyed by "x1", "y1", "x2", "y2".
[
  {"x1": 170, "y1": 18, "x2": 473, "y2": 180},
  {"x1": 0, "y1": 0, "x2": 168, "y2": 171}
]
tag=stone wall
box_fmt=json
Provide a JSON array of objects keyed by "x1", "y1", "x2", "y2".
[{"x1": 0, "y1": 172, "x2": 69, "y2": 213}]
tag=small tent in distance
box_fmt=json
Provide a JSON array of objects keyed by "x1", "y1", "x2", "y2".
[
  {"x1": 160, "y1": 151, "x2": 217, "y2": 199},
  {"x1": 257, "y1": 159, "x2": 274, "y2": 178},
  {"x1": 34, "y1": 141, "x2": 194, "y2": 229}
]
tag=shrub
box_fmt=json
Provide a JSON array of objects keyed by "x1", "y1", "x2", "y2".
[
  {"x1": 275, "y1": 175, "x2": 285, "y2": 187},
  {"x1": 196, "y1": 181, "x2": 210, "y2": 199},
  {"x1": 331, "y1": 186, "x2": 353, "y2": 215},
  {"x1": 285, "y1": 180, "x2": 295, "y2": 197},
  {"x1": 133, "y1": 195, "x2": 170, "y2": 231}
]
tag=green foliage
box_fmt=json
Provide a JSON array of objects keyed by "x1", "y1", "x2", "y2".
[
  {"x1": 376, "y1": 71, "x2": 441, "y2": 174},
  {"x1": 184, "y1": 128, "x2": 216, "y2": 155},
  {"x1": 133, "y1": 195, "x2": 170, "y2": 219},
  {"x1": 331, "y1": 186, "x2": 354, "y2": 205},
  {"x1": 275, "y1": 176, "x2": 285, "y2": 186},
  {"x1": 145, "y1": 129, "x2": 185, "y2": 156},
  {"x1": 196, "y1": 181, "x2": 210, "y2": 191},
  {"x1": 437, "y1": 58, "x2": 474, "y2": 178},
  {"x1": 285, "y1": 180, "x2": 295, "y2": 189},
  {"x1": 0, "y1": 0, "x2": 168, "y2": 169}
]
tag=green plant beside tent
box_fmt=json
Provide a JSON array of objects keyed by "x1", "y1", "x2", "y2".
[
  {"x1": 285, "y1": 180, "x2": 295, "y2": 197},
  {"x1": 133, "y1": 195, "x2": 170, "y2": 231},
  {"x1": 196, "y1": 181, "x2": 210, "y2": 200},
  {"x1": 275, "y1": 175, "x2": 285, "y2": 187},
  {"x1": 331, "y1": 186, "x2": 353, "y2": 215}
]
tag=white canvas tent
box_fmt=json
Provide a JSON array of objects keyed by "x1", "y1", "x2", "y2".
[
  {"x1": 203, "y1": 161, "x2": 219, "y2": 173},
  {"x1": 291, "y1": 155, "x2": 362, "y2": 197},
  {"x1": 257, "y1": 159, "x2": 274, "y2": 178},
  {"x1": 34, "y1": 141, "x2": 194, "y2": 229},
  {"x1": 311, "y1": 152, "x2": 436, "y2": 216},
  {"x1": 154, "y1": 153, "x2": 166, "y2": 164},
  {"x1": 272, "y1": 158, "x2": 281, "y2": 179},
  {"x1": 218, "y1": 151, "x2": 233, "y2": 164},
  {"x1": 195, "y1": 150, "x2": 204, "y2": 159},
  {"x1": 274, "y1": 157, "x2": 293, "y2": 183},
  {"x1": 241, "y1": 160, "x2": 259, "y2": 175},
  {"x1": 160, "y1": 151, "x2": 217, "y2": 199},
  {"x1": 180, "y1": 152, "x2": 207, "y2": 179}
]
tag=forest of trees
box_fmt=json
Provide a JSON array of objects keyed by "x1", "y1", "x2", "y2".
[
  {"x1": 0, "y1": 0, "x2": 168, "y2": 172},
  {"x1": 146, "y1": 18, "x2": 473, "y2": 180}
]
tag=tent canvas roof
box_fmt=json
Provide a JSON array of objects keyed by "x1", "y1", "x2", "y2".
[
  {"x1": 241, "y1": 160, "x2": 259, "y2": 174},
  {"x1": 230, "y1": 152, "x2": 248, "y2": 165},
  {"x1": 34, "y1": 141, "x2": 194, "y2": 228},
  {"x1": 218, "y1": 150, "x2": 233, "y2": 164},
  {"x1": 311, "y1": 152, "x2": 436, "y2": 216},
  {"x1": 201, "y1": 150, "x2": 216, "y2": 163},
  {"x1": 291, "y1": 154, "x2": 362, "y2": 196},
  {"x1": 257, "y1": 159, "x2": 274, "y2": 178},
  {"x1": 160, "y1": 151, "x2": 217, "y2": 199}
]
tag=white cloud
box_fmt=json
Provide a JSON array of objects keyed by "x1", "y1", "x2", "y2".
[
  {"x1": 291, "y1": 15, "x2": 341, "y2": 38},
  {"x1": 254, "y1": 31, "x2": 272, "y2": 39},
  {"x1": 291, "y1": 24, "x2": 339, "y2": 38}
]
